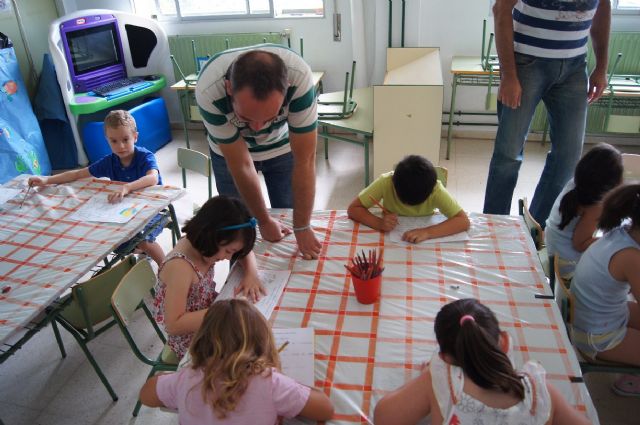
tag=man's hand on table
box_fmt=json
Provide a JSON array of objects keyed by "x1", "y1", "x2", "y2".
[
  {"x1": 259, "y1": 216, "x2": 292, "y2": 242},
  {"x1": 295, "y1": 228, "x2": 321, "y2": 260}
]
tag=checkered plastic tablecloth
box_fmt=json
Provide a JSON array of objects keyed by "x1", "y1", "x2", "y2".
[
  {"x1": 0, "y1": 176, "x2": 184, "y2": 347},
  {"x1": 255, "y1": 210, "x2": 598, "y2": 425}
]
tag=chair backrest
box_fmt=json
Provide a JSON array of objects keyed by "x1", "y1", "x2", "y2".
[
  {"x1": 622, "y1": 153, "x2": 640, "y2": 182},
  {"x1": 553, "y1": 255, "x2": 574, "y2": 328},
  {"x1": 435, "y1": 166, "x2": 448, "y2": 187},
  {"x1": 60, "y1": 256, "x2": 137, "y2": 331},
  {"x1": 518, "y1": 197, "x2": 544, "y2": 250},
  {"x1": 111, "y1": 260, "x2": 157, "y2": 327},
  {"x1": 111, "y1": 259, "x2": 163, "y2": 367},
  {"x1": 177, "y1": 147, "x2": 212, "y2": 198}
]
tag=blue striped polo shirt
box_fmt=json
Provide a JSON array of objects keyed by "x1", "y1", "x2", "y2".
[{"x1": 513, "y1": 0, "x2": 599, "y2": 58}]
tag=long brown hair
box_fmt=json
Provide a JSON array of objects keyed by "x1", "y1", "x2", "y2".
[
  {"x1": 188, "y1": 299, "x2": 280, "y2": 418},
  {"x1": 598, "y1": 184, "x2": 640, "y2": 232},
  {"x1": 434, "y1": 298, "x2": 525, "y2": 399},
  {"x1": 558, "y1": 143, "x2": 622, "y2": 230}
]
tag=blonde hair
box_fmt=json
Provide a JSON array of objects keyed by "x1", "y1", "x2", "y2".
[
  {"x1": 188, "y1": 299, "x2": 280, "y2": 418},
  {"x1": 104, "y1": 110, "x2": 137, "y2": 133}
]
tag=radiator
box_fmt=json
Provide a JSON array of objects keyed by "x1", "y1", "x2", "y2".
[
  {"x1": 168, "y1": 32, "x2": 287, "y2": 79},
  {"x1": 531, "y1": 32, "x2": 640, "y2": 135},
  {"x1": 587, "y1": 32, "x2": 640, "y2": 75}
]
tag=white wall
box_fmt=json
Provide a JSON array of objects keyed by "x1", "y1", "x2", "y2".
[
  {"x1": 158, "y1": 3, "x2": 354, "y2": 122},
  {"x1": 1, "y1": 0, "x2": 59, "y2": 93}
]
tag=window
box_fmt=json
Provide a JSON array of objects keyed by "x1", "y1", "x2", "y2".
[
  {"x1": 134, "y1": 0, "x2": 324, "y2": 20},
  {"x1": 613, "y1": 0, "x2": 640, "y2": 13}
]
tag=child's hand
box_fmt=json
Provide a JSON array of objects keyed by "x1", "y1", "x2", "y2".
[
  {"x1": 402, "y1": 228, "x2": 430, "y2": 244},
  {"x1": 380, "y1": 213, "x2": 398, "y2": 232},
  {"x1": 107, "y1": 185, "x2": 130, "y2": 203},
  {"x1": 234, "y1": 274, "x2": 267, "y2": 303},
  {"x1": 28, "y1": 176, "x2": 47, "y2": 187}
]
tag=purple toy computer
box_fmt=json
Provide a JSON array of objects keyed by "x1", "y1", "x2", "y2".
[{"x1": 59, "y1": 14, "x2": 126, "y2": 93}]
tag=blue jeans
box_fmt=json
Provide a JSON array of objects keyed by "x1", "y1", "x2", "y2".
[
  {"x1": 483, "y1": 53, "x2": 588, "y2": 225},
  {"x1": 210, "y1": 150, "x2": 294, "y2": 208}
]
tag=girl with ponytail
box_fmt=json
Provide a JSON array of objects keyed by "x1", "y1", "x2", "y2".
[
  {"x1": 374, "y1": 299, "x2": 590, "y2": 425},
  {"x1": 545, "y1": 143, "x2": 623, "y2": 278},
  {"x1": 572, "y1": 184, "x2": 640, "y2": 396}
]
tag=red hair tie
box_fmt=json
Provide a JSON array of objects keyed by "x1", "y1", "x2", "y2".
[{"x1": 459, "y1": 314, "x2": 475, "y2": 326}]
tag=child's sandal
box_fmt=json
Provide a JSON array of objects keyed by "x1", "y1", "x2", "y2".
[{"x1": 612, "y1": 374, "x2": 640, "y2": 397}]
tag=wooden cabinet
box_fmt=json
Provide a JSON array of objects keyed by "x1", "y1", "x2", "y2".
[{"x1": 373, "y1": 48, "x2": 443, "y2": 176}]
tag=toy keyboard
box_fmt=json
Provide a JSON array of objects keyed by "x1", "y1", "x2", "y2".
[{"x1": 91, "y1": 77, "x2": 153, "y2": 100}]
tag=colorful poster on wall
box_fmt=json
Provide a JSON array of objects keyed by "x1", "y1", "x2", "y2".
[{"x1": 0, "y1": 46, "x2": 51, "y2": 183}]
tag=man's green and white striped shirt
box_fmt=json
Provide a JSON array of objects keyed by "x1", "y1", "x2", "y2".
[{"x1": 195, "y1": 44, "x2": 317, "y2": 161}]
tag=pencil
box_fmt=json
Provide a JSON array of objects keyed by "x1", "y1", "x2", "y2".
[
  {"x1": 368, "y1": 195, "x2": 390, "y2": 214},
  {"x1": 19, "y1": 184, "x2": 32, "y2": 209},
  {"x1": 278, "y1": 340, "x2": 290, "y2": 353}
]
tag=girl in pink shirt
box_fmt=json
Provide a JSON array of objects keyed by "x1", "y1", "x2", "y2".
[{"x1": 140, "y1": 299, "x2": 334, "y2": 424}]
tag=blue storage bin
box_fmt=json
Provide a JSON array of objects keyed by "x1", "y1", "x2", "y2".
[{"x1": 82, "y1": 97, "x2": 172, "y2": 164}]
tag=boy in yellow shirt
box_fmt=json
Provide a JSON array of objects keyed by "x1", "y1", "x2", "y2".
[{"x1": 347, "y1": 155, "x2": 470, "y2": 243}]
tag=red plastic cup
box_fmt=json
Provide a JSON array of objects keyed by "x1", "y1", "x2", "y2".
[{"x1": 351, "y1": 273, "x2": 382, "y2": 304}]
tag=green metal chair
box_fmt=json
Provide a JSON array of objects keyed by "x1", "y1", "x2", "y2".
[
  {"x1": 110, "y1": 259, "x2": 179, "y2": 416},
  {"x1": 435, "y1": 166, "x2": 448, "y2": 187},
  {"x1": 518, "y1": 197, "x2": 544, "y2": 250},
  {"x1": 518, "y1": 198, "x2": 555, "y2": 292},
  {"x1": 553, "y1": 255, "x2": 640, "y2": 376},
  {"x1": 177, "y1": 147, "x2": 212, "y2": 215},
  {"x1": 50, "y1": 255, "x2": 138, "y2": 401},
  {"x1": 317, "y1": 61, "x2": 357, "y2": 119}
]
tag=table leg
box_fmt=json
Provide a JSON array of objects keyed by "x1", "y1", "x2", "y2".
[
  {"x1": 168, "y1": 204, "x2": 181, "y2": 245},
  {"x1": 446, "y1": 75, "x2": 459, "y2": 160},
  {"x1": 322, "y1": 125, "x2": 329, "y2": 160},
  {"x1": 364, "y1": 136, "x2": 370, "y2": 186},
  {"x1": 180, "y1": 91, "x2": 191, "y2": 149}
]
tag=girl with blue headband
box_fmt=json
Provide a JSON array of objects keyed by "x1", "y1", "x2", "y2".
[{"x1": 153, "y1": 195, "x2": 263, "y2": 360}]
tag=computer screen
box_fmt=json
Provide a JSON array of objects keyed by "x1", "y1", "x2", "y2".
[
  {"x1": 67, "y1": 23, "x2": 121, "y2": 75},
  {"x1": 60, "y1": 14, "x2": 127, "y2": 93}
]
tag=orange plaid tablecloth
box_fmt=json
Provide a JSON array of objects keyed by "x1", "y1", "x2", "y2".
[
  {"x1": 0, "y1": 176, "x2": 184, "y2": 347},
  {"x1": 255, "y1": 210, "x2": 598, "y2": 425}
]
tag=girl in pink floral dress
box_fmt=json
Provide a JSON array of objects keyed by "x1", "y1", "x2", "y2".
[{"x1": 153, "y1": 196, "x2": 265, "y2": 359}]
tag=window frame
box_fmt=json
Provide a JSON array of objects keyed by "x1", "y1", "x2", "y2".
[
  {"x1": 146, "y1": 0, "x2": 325, "y2": 21},
  {"x1": 612, "y1": 0, "x2": 640, "y2": 15}
]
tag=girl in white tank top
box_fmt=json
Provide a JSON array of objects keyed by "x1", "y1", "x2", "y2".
[{"x1": 374, "y1": 299, "x2": 591, "y2": 425}]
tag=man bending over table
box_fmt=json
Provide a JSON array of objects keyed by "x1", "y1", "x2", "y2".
[{"x1": 196, "y1": 45, "x2": 321, "y2": 260}]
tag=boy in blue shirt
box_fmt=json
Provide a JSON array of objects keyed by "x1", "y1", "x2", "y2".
[{"x1": 28, "y1": 110, "x2": 166, "y2": 264}]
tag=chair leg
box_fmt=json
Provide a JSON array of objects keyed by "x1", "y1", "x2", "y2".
[
  {"x1": 141, "y1": 303, "x2": 167, "y2": 344},
  {"x1": 133, "y1": 365, "x2": 160, "y2": 416},
  {"x1": 58, "y1": 320, "x2": 119, "y2": 402},
  {"x1": 51, "y1": 320, "x2": 67, "y2": 358},
  {"x1": 76, "y1": 340, "x2": 119, "y2": 402}
]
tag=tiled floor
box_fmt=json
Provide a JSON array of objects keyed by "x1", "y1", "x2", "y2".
[{"x1": 1, "y1": 130, "x2": 639, "y2": 424}]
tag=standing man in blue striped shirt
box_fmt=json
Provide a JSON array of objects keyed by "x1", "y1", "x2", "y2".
[
  {"x1": 196, "y1": 46, "x2": 321, "y2": 259},
  {"x1": 484, "y1": 0, "x2": 611, "y2": 225}
]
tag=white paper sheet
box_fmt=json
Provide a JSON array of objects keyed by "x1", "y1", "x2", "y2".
[
  {"x1": 389, "y1": 215, "x2": 470, "y2": 244},
  {"x1": 0, "y1": 188, "x2": 21, "y2": 206},
  {"x1": 273, "y1": 327, "x2": 315, "y2": 387},
  {"x1": 216, "y1": 267, "x2": 291, "y2": 320},
  {"x1": 69, "y1": 197, "x2": 146, "y2": 223}
]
